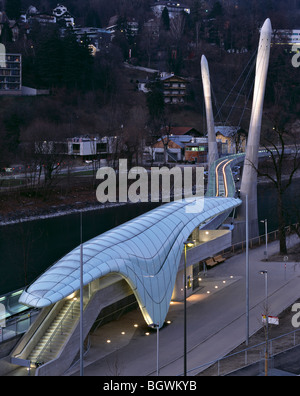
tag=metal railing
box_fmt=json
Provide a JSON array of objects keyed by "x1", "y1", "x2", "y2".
[
  {"x1": 0, "y1": 309, "x2": 39, "y2": 343},
  {"x1": 33, "y1": 298, "x2": 80, "y2": 365},
  {"x1": 222, "y1": 223, "x2": 300, "y2": 257},
  {"x1": 186, "y1": 328, "x2": 300, "y2": 376}
]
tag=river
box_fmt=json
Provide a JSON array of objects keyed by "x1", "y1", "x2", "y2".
[{"x1": 0, "y1": 181, "x2": 299, "y2": 295}]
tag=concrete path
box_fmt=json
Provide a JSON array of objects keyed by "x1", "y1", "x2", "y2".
[{"x1": 67, "y1": 234, "x2": 300, "y2": 376}]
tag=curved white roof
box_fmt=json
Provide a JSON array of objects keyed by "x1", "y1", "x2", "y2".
[{"x1": 19, "y1": 196, "x2": 241, "y2": 327}]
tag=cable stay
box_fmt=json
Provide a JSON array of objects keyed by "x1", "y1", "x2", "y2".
[{"x1": 212, "y1": 49, "x2": 258, "y2": 129}]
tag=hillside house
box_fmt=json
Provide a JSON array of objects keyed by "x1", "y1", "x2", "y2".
[
  {"x1": 184, "y1": 139, "x2": 209, "y2": 163},
  {"x1": 151, "y1": 1, "x2": 191, "y2": 19},
  {"x1": 215, "y1": 126, "x2": 247, "y2": 154},
  {"x1": 152, "y1": 136, "x2": 184, "y2": 163},
  {"x1": 53, "y1": 4, "x2": 75, "y2": 27},
  {"x1": 167, "y1": 126, "x2": 202, "y2": 137},
  {"x1": 69, "y1": 27, "x2": 113, "y2": 53},
  {"x1": 161, "y1": 74, "x2": 189, "y2": 104},
  {"x1": 151, "y1": 132, "x2": 207, "y2": 163}
]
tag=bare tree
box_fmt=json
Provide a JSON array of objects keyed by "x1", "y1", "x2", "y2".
[
  {"x1": 13, "y1": 220, "x2": 44, "y2": 286},
  {"x1": 139, "y1": 21, "x2": 159, "y2": 68},
  {"x1": 120, "y1": 105, "x2": 148, "y2": 167},
  {"x1": 254, "y1": 121, "x2": 300, "y2": 254},
  {"x1": 20, "y1": 119, "x2": 70, "y2": 198},
  {"x1": 169, "y1": 14, "x2": 186, "y2": 43}
]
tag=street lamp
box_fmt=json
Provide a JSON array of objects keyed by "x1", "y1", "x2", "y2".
[
  {"x1": 149, "y1": 323, "x2": 159, "y2": 376},
  {"x1": 80, "y1": 212, "x2": 84, "y2": 377},
  {"x1": 183, "y1": 240, "x2": 194, "y2": 376},
  {"x1": 259, "y1": 270, "x2": 268, "y2": 302},
  {"x1": 259, "y1": 270, "x2": 268, "y2": 376},
  {"x1": 260, "y1": 219, "x2": 268, "y2": 261},
  {"x1": 246, "y1": 195, "x2": 249, "y2": 346}
]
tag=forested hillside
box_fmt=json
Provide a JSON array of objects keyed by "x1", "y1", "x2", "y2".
[{"x1": 0, "y1": 0, "x2": 299, "y2": 169}]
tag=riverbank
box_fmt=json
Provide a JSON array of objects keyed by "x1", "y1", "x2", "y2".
[
  {"x1": 0, "y1": 194, "x2": 127, "y2": 226},
  {"x1": 0, "y1": 181, "x2": 126, "y2": 225},
  {"x1": 257, "y1": 172, "x2": 300, "y2": 184},
  {"x1": 1, "y1": 167, "x2": 300, "y2": 226}
]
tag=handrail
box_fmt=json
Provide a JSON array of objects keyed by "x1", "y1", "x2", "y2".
[
  {"x1": 183, "y1": 327, "x2": 300, "y2": 376},
  {"x1": 64, "y1": 335, "x2": 91, "y2": 374},
  {"x1": 33, "y1": 298, "x2": 80, "y2": 365},
  {"x1": 225, "y1": 222, "x2": 300, "y2": 255}
]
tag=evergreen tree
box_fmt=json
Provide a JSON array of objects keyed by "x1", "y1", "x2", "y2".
[
  {"x1": 34, "y1": 26, "x2": 94, "y2": 91},
  {"x1": 62, "y1": 31, "x2": 93, "y2": 90},
  {"x1": 35, "y1": 31, "x2": 64, "y2": 88},
  {"x1": 146, "y1": 76, "x2": 165, "y2": 120},
  {"x1": 86, "y1": 8, "x2": 102, "y2": 27},
  {"x1": 4, "y1": 113, "x2": 22, "y2": 154},
  {"x1": 209, "y1": 1, "x2": 224, "y2": 18},
  {"x1": 161, "y1": 7, "x2": 170, "y2": 30},
  {"x1": 5, "y1": 0, "x2": 21, "y2": 19},
  {"x1": 0, "y1": 22, "x2": 12, "y2": 43}
]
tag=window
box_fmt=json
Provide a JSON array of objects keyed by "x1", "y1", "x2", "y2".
[
  {"x1": 186, "y1": 146, "x2": 206, "y2": 152},
  {"x1": 72, "y1": 144, "x2": 80, "y2": 153},
  {"x1": 155, "y1": 152, "x2": 164, "y2": 162},
  {"x1": 96, "y1": 143, "x2": 107, "y2": 153}
]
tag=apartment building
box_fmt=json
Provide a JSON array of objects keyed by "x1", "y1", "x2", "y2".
[
  {"x1": 0, "y1": 53, "x2": 22, "y2": 95},
  {"x1": 161, "y1": 74, "x2": 188, "y2": 104}
]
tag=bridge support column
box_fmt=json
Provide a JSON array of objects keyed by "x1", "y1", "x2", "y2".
[
  {"x1": 201, "y1": 55, "x2": 219, "y2": 169},
  {"x1": 236, "y1": 18, "x2": 272, "y2": 241}
]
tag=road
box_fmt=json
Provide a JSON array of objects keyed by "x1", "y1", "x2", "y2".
[{"x1": 67, "y1": 234, "x2": 300, "y2": 377}]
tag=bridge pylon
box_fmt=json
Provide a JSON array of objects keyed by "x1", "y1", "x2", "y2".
[
  {"x1": 234, "y1": 18, "x2": 272, "y2": 242},
  {"x1": 201, "y1": 55, "x2": 219, "y2": 170}
]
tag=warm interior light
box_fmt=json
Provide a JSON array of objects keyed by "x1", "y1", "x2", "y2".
[{"x1": 184, "y1": 240, "x2": 194, "y2": 248}]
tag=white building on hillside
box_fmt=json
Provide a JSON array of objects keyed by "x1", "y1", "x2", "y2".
[
  {"x1": 151, "y1": 1, "x2": 191, "y2": 19},
  {"x1": 53, "y1": 4, "x2": 75, "y2": 27},
  {"x1": 273, "y1": 29, "x2": 300, "y2": 45}
]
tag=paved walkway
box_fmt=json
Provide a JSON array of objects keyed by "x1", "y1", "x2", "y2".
[{"x1": 66, "y1": 234, "x2": 300, "y2": 376}]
